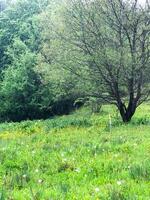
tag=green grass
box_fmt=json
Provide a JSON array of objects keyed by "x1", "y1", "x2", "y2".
[{"x1": 0, "y1": 104, "x2": 150, "y2": 199}]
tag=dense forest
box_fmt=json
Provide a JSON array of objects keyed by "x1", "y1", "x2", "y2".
[{"x1": 0, "y1": 0, "x2": 149, "y2": 122}]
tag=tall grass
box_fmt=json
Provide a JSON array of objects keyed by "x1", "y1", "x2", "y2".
[{"x1": 0, "y1": 104, "x2": 150, "y2": 199}]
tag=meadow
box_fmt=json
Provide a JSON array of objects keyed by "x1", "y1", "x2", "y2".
[{"x1": 0, "y1": 104, "x2": 150, "y2": 199}]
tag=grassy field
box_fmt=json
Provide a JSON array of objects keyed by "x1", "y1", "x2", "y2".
[{"x1": 0, "y1": 104, "x2": 150, "y2": 199}]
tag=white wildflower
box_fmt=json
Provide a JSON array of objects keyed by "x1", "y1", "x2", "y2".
[
  {"x1": 38, "y1": 179, "x2": 43, "y2": 184},
  {"x1": 117, "y1": 180, "x2": 124, "y2": 186},
  {"x1": 74, "y1": 168, "x2": 81, "y2": 173},
  {"x1": 114, "y1": 154, "x2": 118, "y2": 158},
  {"x1": 61, "y1": 153, "x2": 64, "y2": 157},
  {"x1": 95, "y1": 187, "x2": 100, "y2": 192},
  {"x1": 22, "y1": 174, "x2": 27, "y2": 178}
]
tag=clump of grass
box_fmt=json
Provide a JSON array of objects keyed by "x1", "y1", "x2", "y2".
[
  {"x1": 131, "y1": 116, "x2": 150, "y2": 125},
  {"x1": 129, "y1": 161, "x2": 150, "y2": 180},
  {"x1": 58, "y1": 161, "x2": 75, "y2": 173},
  {"x1": 43, "y1": 117, "x2": 92, "y2": 132},
  {"x1": 108, "y1": 186, "x2": 128, "y2": 200}
]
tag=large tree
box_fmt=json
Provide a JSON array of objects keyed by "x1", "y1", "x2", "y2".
[{"x1": 61, "y1": 0, "x2": 150, "y2": 122}]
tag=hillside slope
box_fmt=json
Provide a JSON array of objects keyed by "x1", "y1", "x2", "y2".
[{"x1": 0, "y1": 105, "x2": 150, "y2": 199}]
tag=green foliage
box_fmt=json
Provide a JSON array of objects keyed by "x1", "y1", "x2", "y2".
[
  {"x1": 0, "y1": 0, "x2": 149, "y2": 123},
  {"x1": 0, "y1": 39, "x2": 47, "y2": 121},
  {"x1": 0, "y1": 0, "x2": 81, "y2": 121},
  {"x1": 0, "y1": 0, "x2": 43, "y2": 69}
]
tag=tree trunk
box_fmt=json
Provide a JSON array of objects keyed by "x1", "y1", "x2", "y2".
[
  {"x1": 120, "y1": 109, "x2": 135, "y2": 122},
  {"x1": 118, "y1": 102, "x2": 136, "y2": 123}
]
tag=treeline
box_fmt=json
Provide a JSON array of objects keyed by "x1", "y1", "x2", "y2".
[
  {"x1": 0, "y1": 0, "x2": 149, "y2": 122},
  {"x1": 0, "y1": 0, "x2": 82, "y2": 121}
]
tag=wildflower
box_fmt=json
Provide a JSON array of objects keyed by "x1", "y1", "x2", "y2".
[
  {"x1": 61, "y1": 153, "x2": 64, "y2": 157},
  {"x1": 117, "y1": 180, "x2": 124, "y2": 186},
  {"x1": 114, "y1": 154, "x2": 118, "y2": 158},
  {"x1": 22, "y1": 174, "x2": 27, "y2": 179},
  {"x1": 38, "y1": 179, "x2": 43, "y2": 184},
  {"x1": 32, "y1": 150, "x2": 35, "y2": 154},
  {"x1": 94, "y1": 187, "x2": 100, "y2": 192},
  {"x1": 63, "y1": 158, "x2": 67, "y2": 162},
  {"x1": 74, "y1": 168, "x2": 81, "y2": 173},
  {"x1": 35, "y1": 169, "x2": 39, "y2": 173}
]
